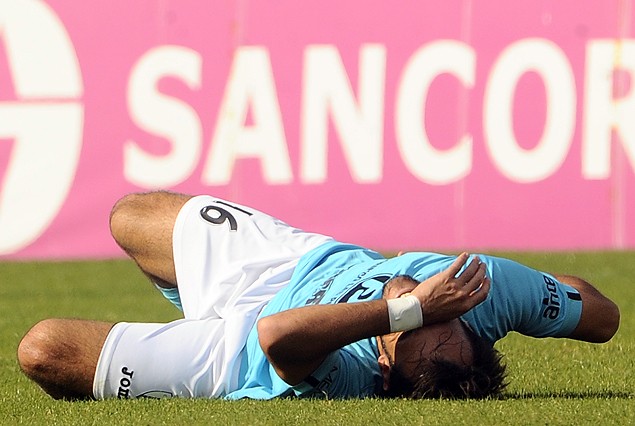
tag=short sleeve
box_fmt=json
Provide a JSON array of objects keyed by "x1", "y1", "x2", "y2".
[
  {"x1": 520, "y1": 274, "x2": 583, "y2": 338},
  {"x1": 292, "y1": 341, "x2": 382, "y2": 399},
  {"x1": 461, "y1": 256, "x2": 584, "y2": 343}
]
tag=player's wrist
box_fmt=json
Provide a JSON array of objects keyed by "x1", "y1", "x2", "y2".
[{"x1": 386, "y1": 295, "x2": 424, "y2": 332}]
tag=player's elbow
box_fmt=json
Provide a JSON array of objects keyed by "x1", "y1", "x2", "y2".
[
  {"x1": 257, "y1": 317, "x2": 290, "y2": 370},
  {"x1": 257, "y1": 315, "x2": 282, "y2": 359},
  {"x1": 597, "y1": 300, "x2": 620, "y2": 343},
  {"x1": 586, "y1": 299, "x2": 620, "y2": 343},
  {"x1": 570, "y1": 297, "x2": 620, "y2": 343},
  {"x1": 257, "y1": 316, "x2": 299, "y2": 384}
]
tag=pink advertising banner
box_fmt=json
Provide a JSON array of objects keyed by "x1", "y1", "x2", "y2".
[{"x1": 1, "y1": 0, "x2": 635, "y2": 259}]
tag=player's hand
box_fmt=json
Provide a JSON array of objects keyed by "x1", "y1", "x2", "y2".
[{"x1": 410, "y1": 252, "x2": 490, "y2": 325}]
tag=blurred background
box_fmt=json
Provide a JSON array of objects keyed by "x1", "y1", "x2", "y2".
[{"x1": 1, "y1": 0, "x2": 634, "y2": 260}]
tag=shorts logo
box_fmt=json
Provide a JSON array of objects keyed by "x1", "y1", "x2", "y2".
[
  {"x1": 117, "y1": 366, "x2": 134, "y2": 398},
  {"x1": 542, "y1": 275, "x2": 561, "y2": 319},
  {"x1": 138, "y1": 390, "x2": 174, "y2": 399}
]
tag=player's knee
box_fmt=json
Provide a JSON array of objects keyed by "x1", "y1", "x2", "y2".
[
  {"x1": 109, "y1": 193, "x2": 146, "y2": 248},
  {"x1": 109, "y1": 191, "x2": 190, "y2": 253},
  {"x1": 17, "y1": 319, "x2": 65, "y2": 381}
]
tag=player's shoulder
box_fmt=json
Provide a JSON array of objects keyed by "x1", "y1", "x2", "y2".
[{"x1": 298, "y1": 241, "x2": 383, "y2": 272}]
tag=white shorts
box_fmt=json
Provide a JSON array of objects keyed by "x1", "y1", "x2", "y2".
[{"x1": 93, "y1": 195, "x2": 333, "y2": 399}]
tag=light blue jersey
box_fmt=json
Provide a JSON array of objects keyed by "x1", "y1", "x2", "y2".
[
  {"x1": 226, "y1": 243, "x2": 388, "y2": 400},
  {"x1": 224, "y1": 242, "x2": 583, "y2": 400}
]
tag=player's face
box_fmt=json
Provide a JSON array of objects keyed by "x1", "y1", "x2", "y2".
[
  {"x1": 377, "y1": 276, "x2": 474, "y2": 389},
  {"x1": 378, "y1": 321, "x2": 473, "y2": 383}
]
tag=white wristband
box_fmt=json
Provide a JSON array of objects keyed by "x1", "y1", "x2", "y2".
[{"x1": 386, "y1": 295, "x2": 424, "y2": 333}]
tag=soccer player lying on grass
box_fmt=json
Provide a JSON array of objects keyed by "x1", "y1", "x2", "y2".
[{"x1": 18, "y1": 192, "x2": 620, "y2": 400}]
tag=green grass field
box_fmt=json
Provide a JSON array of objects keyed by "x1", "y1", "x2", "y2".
[{"x1": 1, "y1": 252, "x2": 633, "y2": 425}]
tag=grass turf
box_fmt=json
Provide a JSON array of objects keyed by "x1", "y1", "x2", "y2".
[{"x1": 0, "y1": 252, "x2": 633, "y2": 425}]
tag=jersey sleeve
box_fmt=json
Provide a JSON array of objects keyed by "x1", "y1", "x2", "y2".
[
  {"x1": 516, "y1": 273, "x2": 583, "y2": 338},
  {"x1": 461, "y1": 256, "x2": 584, "y2": 343},
  {"x1": 292, "y1": 340, "x2": 382, "y2": 399}
]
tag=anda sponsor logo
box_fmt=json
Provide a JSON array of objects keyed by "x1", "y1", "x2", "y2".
[{"x1": 542, "y1": 275, "x2": 561, "y2": 320}]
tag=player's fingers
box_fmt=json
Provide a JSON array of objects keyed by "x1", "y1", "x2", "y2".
[
  {"x1": 464, "y1": 262, "x2": 487, "y2": 291},
  {"x1": 456, "y1": 256, "x2": 481, "y2": 284},
  {"x1": 444, "y1": 252, "x2": 469, "y2": 279},
  {"x1": 469, "y1": 277, "x2": 490, "y2": 303}
]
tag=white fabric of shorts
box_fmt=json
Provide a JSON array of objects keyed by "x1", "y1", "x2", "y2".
[{"x1": 93, "y1": 195, "x2": 333, "y2": 399}]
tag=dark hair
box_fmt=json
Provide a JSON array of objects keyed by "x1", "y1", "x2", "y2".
[{"x1": 385, "y1": 325, "x2": 507, "y2": 399}]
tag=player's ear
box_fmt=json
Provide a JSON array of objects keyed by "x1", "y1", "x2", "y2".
[{"x1": 378, "y1": 354, "x2": 392, "y2": 391}]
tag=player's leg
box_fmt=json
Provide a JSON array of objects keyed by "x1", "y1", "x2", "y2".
[
  {"x1": 18, "y1": 317, "x2": 230, "y2": 400},
  {"x1": 17, "y1": 319, "x2": 114, "y2": 400},
  {"x1": 173, "y1": 195, "x2": 334, "y2": 319},
  {"x1": 113, "y1": 191, "x2": 333, "y2": 319},
  {"x1": 87, "y1": 318, "x2": 228, "y2": 399},
  {"x1": 109, "y1": 191, "x2": 191, "y2": 288}
]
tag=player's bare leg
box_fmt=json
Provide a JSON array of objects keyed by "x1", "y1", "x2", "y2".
[
  {"x1": 17, "y1": 319, "x2": 114, "y2": 400},
  {"x1": 109, "y1": 191, "x2": 191, "y2": 288}
]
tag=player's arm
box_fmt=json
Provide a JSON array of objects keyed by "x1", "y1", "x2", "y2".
[
  {"x1": 258, "y1": 299, "x2": 389, "y2": 385},
  {"x1": 257, "y1": 253, "x2": 490, "y2": 385},
  {"x1": 554, "y1": 274, "x2": 620, "y2": 343}
]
